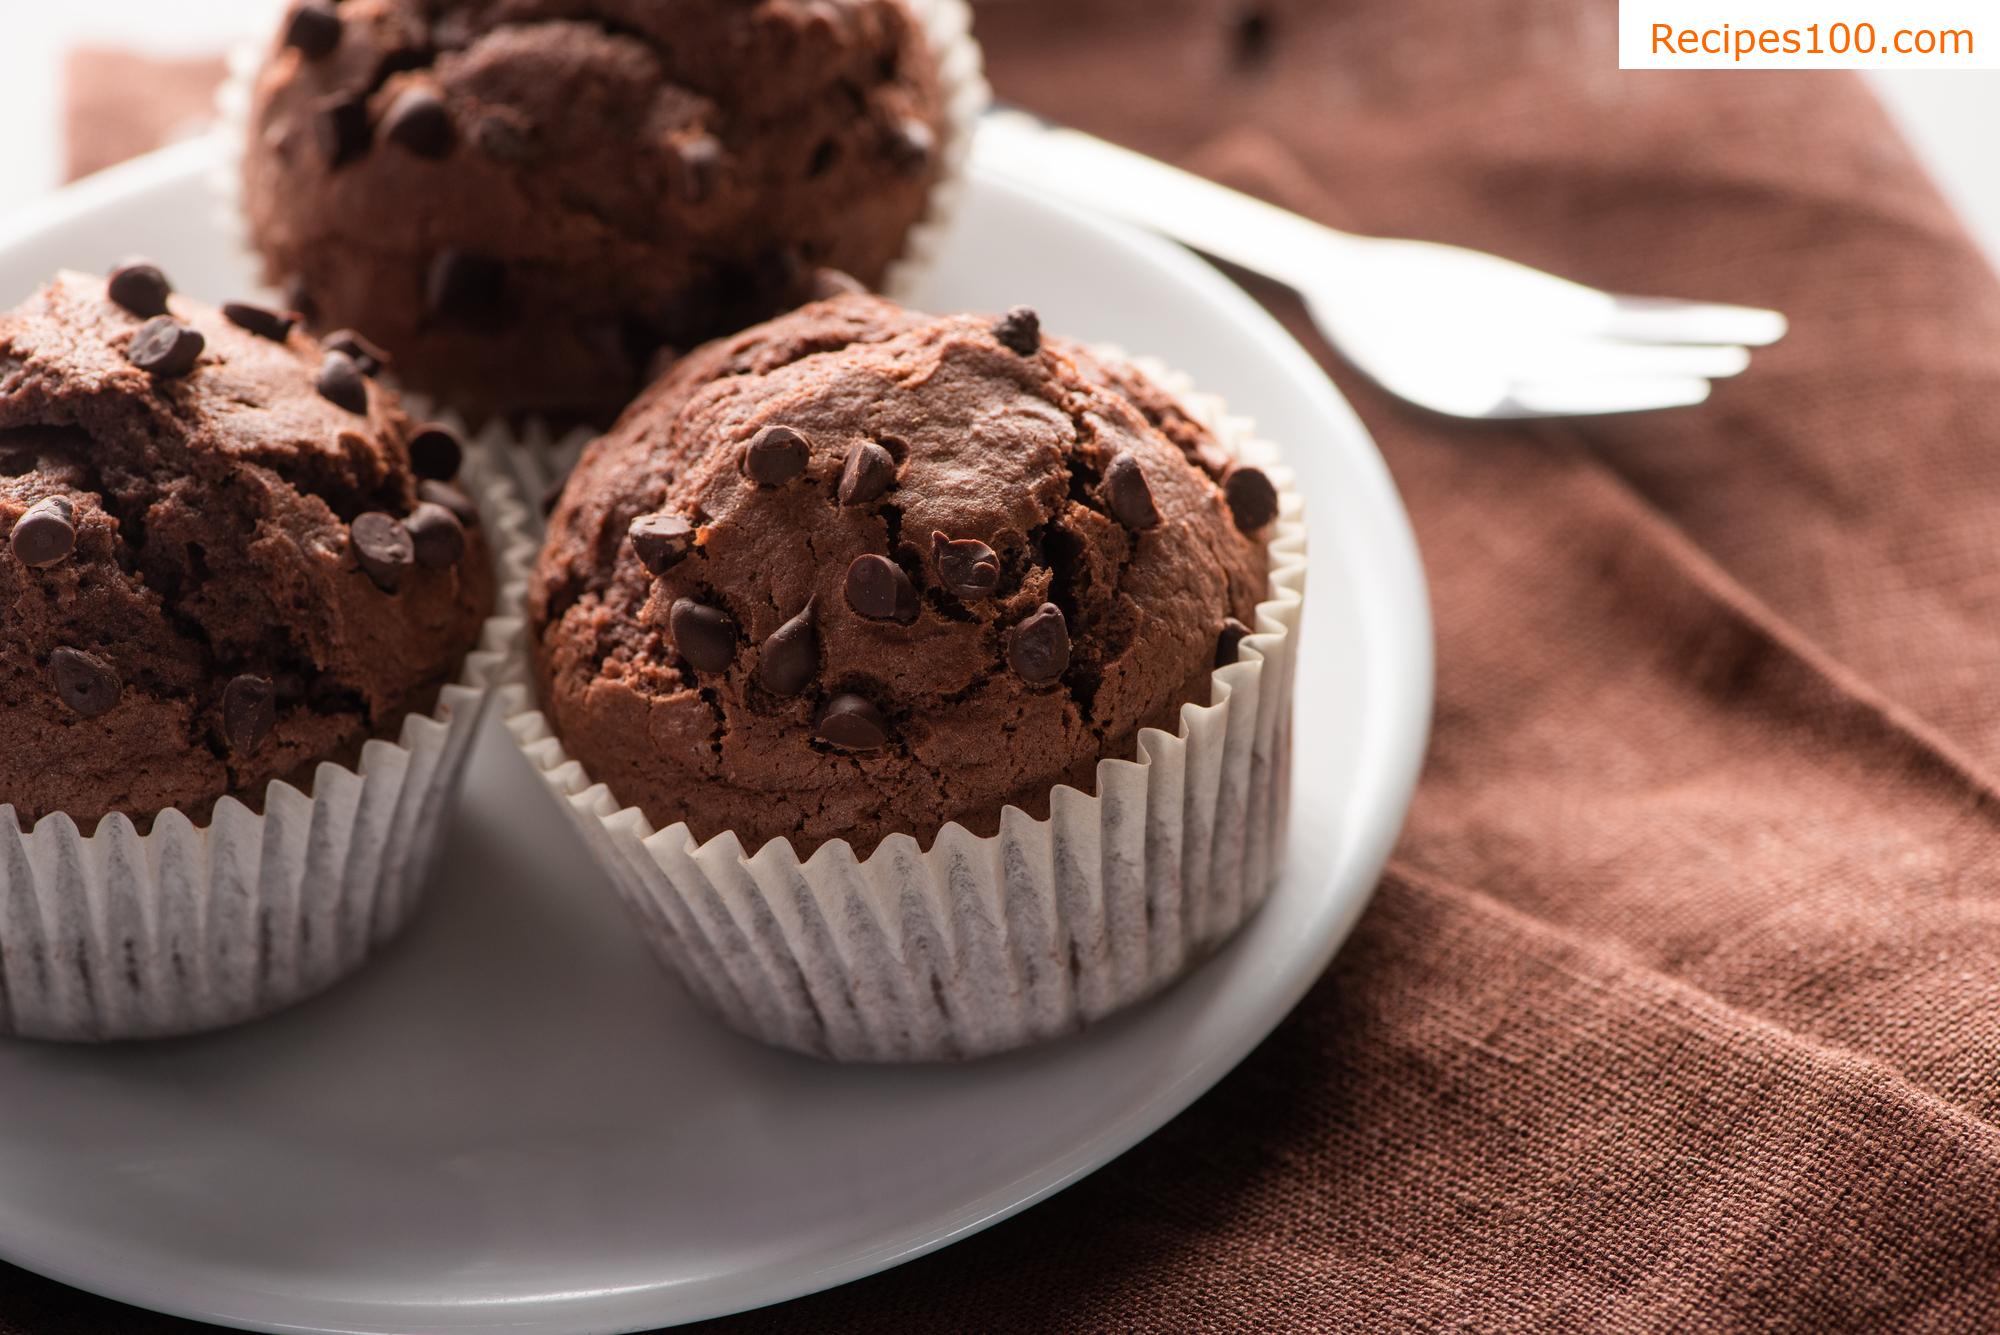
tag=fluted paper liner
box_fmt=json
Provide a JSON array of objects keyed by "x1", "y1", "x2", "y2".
[
  {"x1": 0, "y1": 436, "x2": 536, "y2": 1042},
  {"x1": 506, "y1": 357, "x2": 1305, "y2": 1061},
  {"x1": 212, "y1": 0, "x2": 987, "y2": 343}
]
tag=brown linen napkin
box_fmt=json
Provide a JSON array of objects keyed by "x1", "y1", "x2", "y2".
[
  {"x1": 62, "y1": 49, "x2": 228, "y2": 183},
  {"x1": 13, "y1": 4, "x2": 2000, "y2": 1329}
]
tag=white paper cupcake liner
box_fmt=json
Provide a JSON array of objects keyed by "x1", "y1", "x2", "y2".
[
  {"x1": 504, "y1": 355, "x2": 1305, "y2": 1062},
  {"x1": 212, "y1": 1, "x2": 987, "y2": 328},
  {"x1": 0, "y1": 434, "x2": 536, "y2": 1042}
]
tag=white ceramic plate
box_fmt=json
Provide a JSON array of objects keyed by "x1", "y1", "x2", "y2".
[{"x1": 0, "y1": 136, "x2": 1432, "y2": 1335}]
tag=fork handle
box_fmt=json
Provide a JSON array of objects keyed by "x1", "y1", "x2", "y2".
[{"x1": 972, "y1": 112, "x2": 1359, "y2": 286}]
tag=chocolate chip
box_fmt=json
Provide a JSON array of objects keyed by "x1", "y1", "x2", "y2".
[
  {"x1": 107, "y1": 260, "x2": 170, "y2": 318},
  {"x1": 757, "y1": 597, "x2": 818, "y2": 696},
  {"x1": 1231, "y1": 3, "x2": 1274, "y2": 66},
  {"x1": 815, "y1": 693, "x2": 888, "y2": 751},
  {"x1": 1223, "y1": 466, "x2": 1279, "y2": 532},
  {"x1": 51, "y1": 647, "x2": 118, "y2": 717},
  {"x1": 407, "y1": 501, "x2": 465, "y2": 569},
  {"x1": 407, "y1": 423, "x2": 462, "y2": 480},
  {"x1": 323, "y1": 328, "x2": 388, "y2": 375},
  {"x1": 845, "y1": 554, "x2": 919, "y2": 624},
  {"x1": 473, "y1": 114, "x2": 538, "y2": 163},
  {"x1": 351, "y1": 511, "x2": 414, "y2": 591},
  {"x1": 1009, "y1": 603, "x2": 1070, "y2": 684},
  {"x1": 315, "y1": 350, "x2": 369, "y2": 414},
  {"x1": 315, "y1": 94, "x2": 372, "y2": 169},
  {"x1": 670, "y1": 597, "x2": 736, "y2": 673},
  {"x1": 742, "y1": 425, "x2": 810, "y2": 487},
  {"x1": 283, "y1": 1, "x2": 342, "y2": 59},
  {"x1": 1105, "y1": 454, "x2": 1160, "y2": 530},
  {"x1": 629, "y1": 512, "x2": 695, "y2": 575},
  {"x1": 283, "y1": 276, "x2": 318, "y2": 323},
  {"x1": 809, "y1": 268, "x2": 866, "y2": 299},
  {"x1": 223, "y1": 301, "x2": 295, "y2": 342},
  {"x1": 993, "y1": 306, "x2": 1041, "y2": 356},
  {"x1": 932, "y1": 531, "x2": 999, "y2": 600},
  {"x1": 383, "y1": 86, "x2": 455, "y2": 158},
  {"x1": 126, "y1": 317, "x2": 204, "y2": 378},
  {"x1": 673, "y1": 134, "x2": 721, "y2": 204},
  {"x1": 419, "y1": 479, "x2": 479, "y2": 527},
  {"x1": 886, "y1": 117, "x2": 935, "y2": 174},
  {"x1": 1216, "y1": 617, "x2": 1253, "y2": 667},
  {"x1": 11, "y1": 497, "x2": 75, "y2": 568},
  {"x1": 837, "y1": 441, "x2": 897, "y2": 505},
  {"x1": 426, "y1": 250, "x2": 506, "y2": 322},
  {"x1": 221, "y1": 674, "x2": 277, "y2": 754}
]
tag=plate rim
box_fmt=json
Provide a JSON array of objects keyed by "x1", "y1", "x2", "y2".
[{"x1": 0, "y1": 133, "x2": 1434, "y2": 1335}]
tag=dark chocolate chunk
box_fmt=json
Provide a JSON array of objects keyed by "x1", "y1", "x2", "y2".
[
  {"x1": 757, "y1": 597, "x2": 818, "y2": 696},
  {"x1": 845, "y1": 554, "x2": 919, "y2": 624},
  {"x1": 384, "y1": 87, "x2": 456, "y2": 158},
  {"x1": 11, "y1": 497, "x2": 75, "y2": 568},
  {"x1": 315, "y1": 95, "x2": 372, "y2": 169},
  {"x1": 283, "y1": 275, "x2": 318, "y2": 323},
  {"x1": 993, "y1": 306, "x2": 1040, "y2": 356},
  {"x1": 324, "y1": 328, "x2": 388, "y2": 375},
  {"x1": 107, "y1": 260, "x2": 170, "y2": 318},
  {"x1": 742, "y1": 425, "x2": 810, "y2": 487},
  {"x1": 1009, "y1": 603, "x2": 1070, "y2": 684},
  {"x1": 407, "y1": 501, "x2": 466, "y2": 569},
  {"x1": 407, "y1": 423, "x2": 463, "y2": 480},
  {"x1": 1105, "y1": 454, "x2": 1161, "y2": 530},
  {"x1": 1231, "y1": 4, "x2": 1274, "y2": 66},
  {"x1": 283, "y1": 1, "x2": 343, "y2": 59},
  {"x1": 1223, "y1": 466, "x2": 1279, "y2": 532},
  {"x1": 629, "y1": 512, "x2": 695, "y2": 575},
  {"x1": 673, "y1": 134, "x2": 722, "y2": 204},
  {"x1": 815, "y1": 693, "x2": 888, "y2": 751},
  {"x1": 670, "y1": 598, "x2": 736, "y2": 673},
  {"x1": 315, "y1": 350, "x2": 369, "y2": 413},
  {"x1": 51, "y1": 647, "x2": 118, "y2": 717},
  {"x1": 837, "y1": 440, "x2": 896, "y2": 505},
  {"x1": 419, "y1": 479, "x2": 479, "y2": 527},
  {"x1": 1215, "y1": 617, "x2": 1254, "y2": 667},
  {"x1": 126, "y1": 317, "x2": 204, "y2": 378},
  {"x1": 473, "y1": 114, "x2": 538, "y2": 163},
  {"x1": 223, "y1": 301, "x2": 296, "y2": 342},
  {"x1": 809, "y1": 268, "x2": 866, "y2": 299},
  {"x1": 886, "y1": 117, "x2": 936, "y2": 174},
  {"x1": 221, "y1": 674, "x2": 277, "y2": 754},
  {"x1": 351, "y1": 511, "x2": 415, "y2": 591},
  {"x1": 932, "y1": 531, "x2": 999, "y2": 600},
  {"x1": 426, "y1": 250, "x2": 506, "y2": 322}
]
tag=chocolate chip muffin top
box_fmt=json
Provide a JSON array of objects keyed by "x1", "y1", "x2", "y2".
[
  {"x1": 0, "y1": 268, "x2": 493, "y2": 830},
  {"x1": 532, "y1": 295, "x2": 1274, "y2": 857},
  {"x1": 243, "y1": 0, "x2": 950, "y2": 422}
]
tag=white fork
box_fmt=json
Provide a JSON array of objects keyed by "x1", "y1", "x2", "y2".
[{"x1": 974, "y1": 112, "x2": 1787, "y2": 419}]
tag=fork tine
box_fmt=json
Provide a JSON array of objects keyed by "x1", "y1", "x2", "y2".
[
  {"x1": 1600, "y1": 297, "x2": 1788, "y2": 348},
  {"x1": 1498, "y1": 376, "x2": 1713, "y2": 417},
  {"x1": 1508, "y1": 341, "x2": 1753, "y2": 381}
]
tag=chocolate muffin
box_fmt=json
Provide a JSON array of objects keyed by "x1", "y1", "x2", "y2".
[
  {"x1": 531, "y1": 295, "x2": 1274, "y2": 857},
  {"x1": 0, "y1": 268, "x2": 492, "y2": 829},
  {"x1": 241, "y1": 0, "x2": 952, "y2": 422}
]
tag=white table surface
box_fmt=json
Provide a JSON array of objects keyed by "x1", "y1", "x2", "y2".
[{"x1": 0, "y1": 6, "x2": 1996, "y2": 268}]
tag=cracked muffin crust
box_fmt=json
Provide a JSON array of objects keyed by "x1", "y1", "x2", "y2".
[
  {"x1": 242, "y1": 0, "x2": 950, "y2": 422},
  {"x1": 531, "y1": 294, "x2": 1274, "y2": 857},
  {"x1": 0, "y1": 269, "x2": 493, "y2": 829}
]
